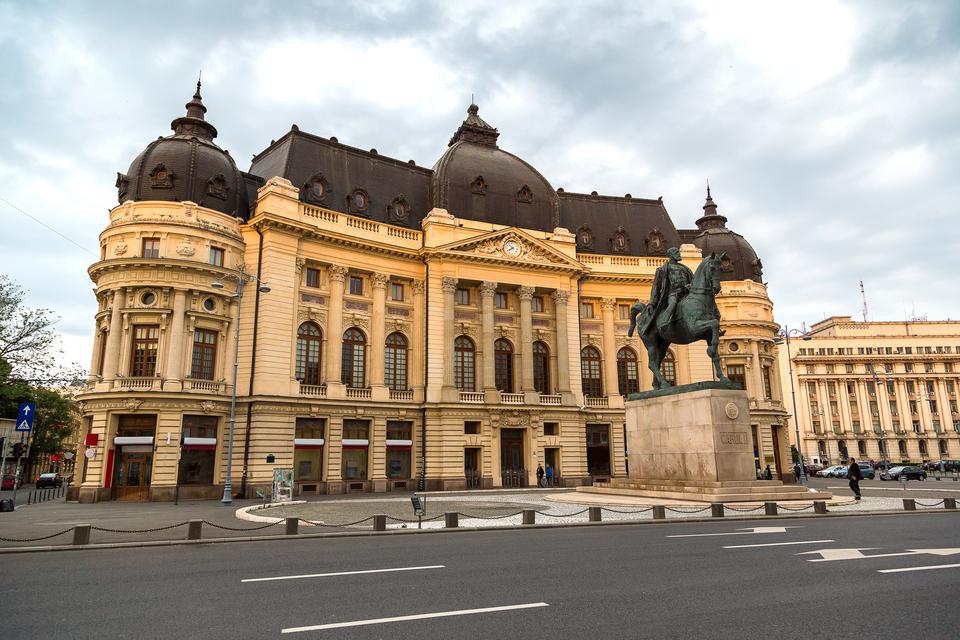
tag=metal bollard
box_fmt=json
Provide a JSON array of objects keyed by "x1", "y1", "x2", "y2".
[
  {"x1": 814, "y1": 501, "x2": 827, "y2": 514},
  {"x1": 944, "y1": 498, "x2": 956, "y2": 510},
  {"x1": 372, "y1": 515, "x2": 387, "y2": 531},
  {"x1": 588, "y1": 507, "x2": 602, "y2": 522},
  {"x1": 764, "y1": 501, "x2": 778, "y2": 516},
  {"x1": 522, "y1": 509, "x2": 536, "y2": 525},
  {"x1": 72, "y1": 524, "x2": 91, "y2": 546},
  {"x1": 711, "y1": 503, "x2": 724, "y2": 518},
  {"x1": 903, "y1": 498, "x2": 916, "y2": 511},
  {"x1": 285, "y1": 517, "x2": 299, "y2": 535},
  {"x1": 187, "y1": 520, "x2": 203, "y2": 540},
  {"x1": 444, "y1": 512, "x2": 459, "y2": 528},
  {"x1": 652, "y1": 505, "x2": 666, "y2": 520}
]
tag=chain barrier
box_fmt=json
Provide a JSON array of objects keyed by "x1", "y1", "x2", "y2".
[
  {"x1": 299, "y1": 516, "x2": 376, "y2": 528},
  {"x1": 456, "y1": 511, "x2": 524, "y2": 520},
  {"x1": 723, "y1": 505, "x2": 764, "y2": 513},
  {"x1": 383, "y1": 514, "x2": 446, "y2": 524},
  {"x1": 91, "y1": 522, "x2": 189, "y2": 534},
  {"x1": 777, "y1": 504, "x2": 814, "y2": 511},
  {"x1": 533, "y1": 509, "x2": 589, "y2": 518},
  {"x1": 0, "y1": 528, "x2": 75, "y2": 543},
  {"x1": 915, "y1": 499, "x2": 946, "y2": 508},
  {"x1": 664, "y1": 506, "x2": 712, "y2": 514},
  {"x1": 600, "y1": 507, "x2": 654, "y2": 514},
  {"x1": 201, "y1": 520, "x2": 281, "y2": 532}
]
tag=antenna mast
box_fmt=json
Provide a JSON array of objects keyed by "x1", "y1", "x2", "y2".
[{"x1": 859, "y1": 280, "x2": 869, "y2": 322}]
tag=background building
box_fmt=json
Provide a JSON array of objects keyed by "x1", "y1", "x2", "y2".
[
  {"x1": 778, "y1": 316, "x2": 960, "y2": 466},
  {"x1": 72, "y1": 84, "x2": 791, "y2": 502}
]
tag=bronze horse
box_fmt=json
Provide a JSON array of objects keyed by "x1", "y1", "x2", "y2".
[{"x1": 628, "y1": 252, "x2": 731, "y2": 389}]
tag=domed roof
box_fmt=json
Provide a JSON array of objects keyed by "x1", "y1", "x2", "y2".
[
  {"x1": 692, "y1": 186, "x2": 764, "y2": 282},
  {"x1": 115, "y1": 81, "x2": 249, "y2": 218},
  {"x1": 432, "y1": 104, "x2": 559, "y2": 231}
]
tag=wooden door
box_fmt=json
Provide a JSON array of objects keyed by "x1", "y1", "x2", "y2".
[{"x1": 116, "y1": 452, "x2": 152, "y2": 501}]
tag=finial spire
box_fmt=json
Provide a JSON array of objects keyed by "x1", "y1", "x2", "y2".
[
  {"x1": 696, "y1": 180, "x2": 727, "y2": 230},
  {"x1": 706, "y1": 179, "x2": 711, "y2": 200},
  {"x1": 171, "y1": 75, "x2": 217, "y2": 140}
]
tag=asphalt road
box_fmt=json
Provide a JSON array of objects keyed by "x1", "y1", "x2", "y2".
[
  {"x1": 805, "y1": 475, "x2": 960, "y2": 498},
  {"x1": 2, "y1": 512, "x2": 958, "y2": 639}
]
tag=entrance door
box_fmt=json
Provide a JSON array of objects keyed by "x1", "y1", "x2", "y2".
[
  {"x1": 586, "y1": 424, "x2": 610, "y2": 477},
  {"x1": 116, "y1": 452, "x2": 152, "y2": 501},
  {"x1": 500, "y1": 429, "x2": 525, "y2": 487},
  {"x1": 464, "y1": 447, "x2": 481, "y2": 488},
  {"x1": 771, "y1": 426, "x2": 784, "y2": 480}
]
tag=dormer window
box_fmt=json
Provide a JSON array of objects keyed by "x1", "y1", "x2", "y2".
[
  {"x1": 206, "y1": 173, "x2": 229, "y2": 200},
  {"x1": 516, "y1": 184, "x2": 534, "y2": 204},
  {"x1": 389, "y1": 196, "x2": 409, "y2": 223},
  {"x1": 348, "y1": 189, "x2": 369, "y2": 214},
  {"x1": 611, "y1": 226, "x2": 630, "y2": 254},
  {"x1": 149, "y1": 163, "x2": 174, "y2": 189},
  {"x1": 303, "y1": 174, "x2": 329, "y2": 204},
  {"x1": 576, "y1": 225, "x2": 593, "y2": 249},
  {"x1": 471, "y1": 175, "x2": 487, "y2": 195}
]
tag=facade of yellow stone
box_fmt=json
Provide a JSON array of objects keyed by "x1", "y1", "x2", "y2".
[
  {"x1": 72, "y1": 85, "x2": 793, "y2": 502},
  {"x1": 777, "y1": 316, "x2": 960, "y2": 467}
]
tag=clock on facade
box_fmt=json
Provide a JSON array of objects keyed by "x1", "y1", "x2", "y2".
[{"x1": 502, "y1": 239, "x2": 522, "y2": 257}]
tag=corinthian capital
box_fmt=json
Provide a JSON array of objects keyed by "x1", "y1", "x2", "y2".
[
  {"x1": 480, "y1": 281, "x2": 498, "y2": 297},
  {"x1": 371, "y1": 273, "x2": 390, "y2": 289},
  {"x1": 600, "y1": 298, "x2": 617, "y2": 311},
  {"x1": 329, "y1": 265, "x2": 349, "y2": 282},
  {"x1": 441, "y1": 276, "x2": 458, "y2": 293},
  {"x1": 551, "y1": 289, "x2": 570, "y2": 304},
  {"x1": 518, "y1": 285, "x2": 536, "y2": 301}
]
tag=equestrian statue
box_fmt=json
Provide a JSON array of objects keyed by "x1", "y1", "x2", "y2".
[{"x1": 628, "y1": 247, "x2": 732, "y2": 390}]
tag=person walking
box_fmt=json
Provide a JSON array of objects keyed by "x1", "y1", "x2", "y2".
[
  {"x1": 536, "y1": 463, "x2": 544, "y2": 488},
  {"x1": 545, "y1": 464, "x2": 554, "y2": 487},
  {"x1": 847, "y1": 456, "x2": 862, "y2": 501}
]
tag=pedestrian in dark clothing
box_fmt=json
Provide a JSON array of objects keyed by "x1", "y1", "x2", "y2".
[
  {"x1": 536, "y1": 464, "x2": 544, "y2": 488},
  {"x1": 847, "y1": 457, "x2": 862, "y2": 501}
]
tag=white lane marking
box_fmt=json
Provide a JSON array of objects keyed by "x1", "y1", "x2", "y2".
[
  {"x1": 799, "y1": 548, "x2": 960, "y2": 562},
  {"x1": 281, "y1": 602, "x2": 550, "y2": 633},
  {"x1": 243, "y1": 565, "x2": 444, "y2": 583},
  {"x1": 723, "y1": 539, "x2": 834, "y2": 549},
  {"x1": 667, "y1": 526, "x2": 795, "y2": 538},
  {"x1": 878, "y1": 563, "x2": 960, "y2": 574}
]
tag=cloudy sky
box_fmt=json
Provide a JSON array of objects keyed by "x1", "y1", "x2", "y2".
[{"x1": 1, "y1": 0, "x2": 958, "y2": 368}]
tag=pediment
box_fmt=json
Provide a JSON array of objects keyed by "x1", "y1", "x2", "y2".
[{"x1": 432, "y1": 228, "x2": 583, "y2": 271}]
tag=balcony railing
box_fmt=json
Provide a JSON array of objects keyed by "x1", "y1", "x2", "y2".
[
  {"x1": 300, "y1": 383, "x2": 327, "y2": 397},
  {"x1": 183, "y1": 379, "x2": 227, "y2": 393},
  {"x1": 389, "y1": 389, "x2": 414, "y2": 401},
  {"x1": 540, "y1": 394, "x2": 561, "y2": 406},
  {"x1": 346, "y1": 387, "x2": 372, "y2": 399},
  {"x1": 501, "y1": 393, "x2": 524, "y2": 404},
  {"x1": 460, "y1": 392, "x2": 485, "y2": 403},
  {"x1": 116, "y1": 377, "x2": 159, "y2": 390},
  {"x1": 586, "y1": 396, "x2": 609, "y2": 408}
]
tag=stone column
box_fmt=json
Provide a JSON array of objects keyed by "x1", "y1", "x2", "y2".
[
  {"x1": 518, "y1": 285, "x2": 537, "y2": 402},
  {"x1": 441, "y1": 276, "x2": 458, "y2": 398},
  {"x1": 749, "y1": 340, "x2": 764, "y2": 398},
  {"x1": 102, "y1": 288, "x2": 125, "y2": 384},
  {"x1": 600, "y1": 298, "x2": 620, "y2": 401},
  {"x1": 370, "y1": 273, "x2": 389, "y2": 400},
  {"x1": 410, "y1": 281, "x2": 425, "y2": 398},
  {"x1": 480, "y1": 281, "x2": 498, "y2": 402},
  {"x1": 163, "y1": 289, "x2": 187, "y2": 391},
  {"x1": 552, "y1": 289, "x2": 574, "y2": 403},
  {"x1": 325, "y1": 265, "x2": 348, "y2": 397}
]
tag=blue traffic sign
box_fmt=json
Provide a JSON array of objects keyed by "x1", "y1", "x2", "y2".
[{"x1": 16, "y1": 402, "x2": 35, "y2": 432}]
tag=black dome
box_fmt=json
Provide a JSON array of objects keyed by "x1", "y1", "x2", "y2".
[
  {"x1": 115, "y1": 82, "x2": 249, "y2": 218},
  {"x1": 692, "y1": 188, "x2": 763, "y2": 283}
]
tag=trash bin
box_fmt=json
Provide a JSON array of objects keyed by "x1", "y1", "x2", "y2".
[{"x1": 0, "y1": 498, "x2": 14, "y2": 512}]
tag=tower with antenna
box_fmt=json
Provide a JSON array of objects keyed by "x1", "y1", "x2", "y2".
[{"x1": 859, "y1": 280, "x2": 869, "y2": 322}]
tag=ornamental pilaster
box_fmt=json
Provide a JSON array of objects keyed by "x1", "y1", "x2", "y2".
[
  {"x1": 600, "y1": 298, "x2": 619, "y2": 398},
  {"x1": 480, "y1": 282, "x2": 497, "y2": 392},
  {"x1": 518, "y1": 286, "x2": 536, "y2": 395}
]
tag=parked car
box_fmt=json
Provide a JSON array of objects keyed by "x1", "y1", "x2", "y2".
[
  {"x1": 804, "y1": 464, "x2": 824, "y2": 476},
  {"x1": 880, "y1": 466, "x2": 927, "y2": 481},
  {"x1": 35, "y1": 473, "x2": 63, "y2": 489},
  {"x1": 858, "y1": 463, "x2": 876, "y2": 480},
  {"x1": 1, "y1": 473, "x2": 22, "y2": 490},
  {"x1": 818, "y1": 465, "x2": 844, "y2": 477}
]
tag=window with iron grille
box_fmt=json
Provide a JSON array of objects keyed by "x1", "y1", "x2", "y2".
[
  {"x1": 494, "y1": 338, "x2": 514, "y2": 393},
  {"x1": 341, "y1": 328, "x2": 366, "y2": 388},
  {"x1": 384, "y1": 332, "x2": 408, "y2": 391},
  {"x1": 533, "y1": 341, "x2": 550, "y2": 394},
  {"x1": 295, "y1": 322, "x2": 322, "y2": 385},
  {"x1": 454, "y1": 336, "x2": 475, "y2": 391},
  {"x1": 190, "y1": 328, "x2": 217, "y2": 380},
  {"x1": 616, "y1": 347, "x2": 639, "y2": 396},
  {"x1": 130, "y1": 325, "x2": 159, "y2": 377},
  {"x1": 580, "y1": 347, "x2": 603, "y2": 397}
]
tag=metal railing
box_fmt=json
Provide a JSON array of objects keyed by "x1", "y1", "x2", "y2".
[{"x1": 501, "y1": 468, "x2": 528, "y2": 488}]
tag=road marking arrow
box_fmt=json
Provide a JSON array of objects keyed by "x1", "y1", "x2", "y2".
[
  {"x1": 668, "y1": 526, "x2": 797, "y2": 538},
  {"x1": 799, "y1": 548, "x2": 960, "y2": 562}
]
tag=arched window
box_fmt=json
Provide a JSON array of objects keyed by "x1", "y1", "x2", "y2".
[
  {"x1": 661, "y1": 351, "x2": 676, "y2": 386},
  {"x1": 617, "y1": 347, "x2": 639, "y2": 396},
  {"x1": 454, "y1": 336, "x2": 476, "y2": 391},
  {"x1": 898, "y1": 440, "x2": 908, "y2": 457},
  {"x1": 494, "y1": 338, "x2": 514, "y2": 393},
  {"x1": 581, "y1": 347, "x2": 603, "y2": 398},
  {"x1": 532, "y1": 341, "x2": 550, "y2": 394},
  {"x1": 384, "y1": 332, "x2": 408, "y2": 391},
  {"x1": 837, "y1": 441, "x2": 848, "y2": 460},
  {"x1": 939, "y1": 440, "x2": 949, "y2": 456},
  {"x1": 817, "y1": 441, "x2": 827, "y2": 461},
  {"x1": 918, "y1": 440, "x2": 928, "y2": 458},
  {"x1": 341, "y1": 328, "x2": 366, "y2": 388},
  {"x1": 857, "y1": 440, "x2": 867, "y2": 457},
  {"x1": 296, "y1": 322, "x2": 322, "y2": 385}
]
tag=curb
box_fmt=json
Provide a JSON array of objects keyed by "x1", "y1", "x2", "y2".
[{"x1": 1, "y1": 507, "x2": 956, "y2": 554}]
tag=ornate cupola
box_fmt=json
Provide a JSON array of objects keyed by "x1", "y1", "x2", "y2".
[
  {"x1": 692, "y1": 183, "x2": 764, "y2": 283},
  {"x1": 695, "y1": 182, "x2": 729, "y2": 231},
  {"x1": 170, "y1": 80, "x2": 218, "y2": 140},
  {"x1": 447, "y1": 103, "x2": 500, "y2": 147}
]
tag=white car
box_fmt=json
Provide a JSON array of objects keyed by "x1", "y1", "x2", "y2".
[{"x1": 817, "y1": 465, "x2": 844, "y2": 477}]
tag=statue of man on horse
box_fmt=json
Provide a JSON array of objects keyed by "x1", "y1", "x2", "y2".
[{"x1": 628, "y1": 248, "x2": 732, "y2": 390}]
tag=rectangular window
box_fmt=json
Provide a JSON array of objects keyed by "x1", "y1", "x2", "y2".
[
  {"x1": 581, "y1": 302, "x2": 595, "y2": 319},
  {"x1": 845, "y1": 364, "x2": 854, "y2": 374},
  {"x1": 495, "y1": 292, "x2": 508, "y2": 309},
  {"x1": 886, "y1": 380, "x2": 895, "y2": 395},
  {"x1": 762, "y1": 366, "x2": 773, "y2": 400},
  {"x1": 295, "y1": 418, "x2": 325, "y2": 440},
  {"x1": 945, "y1": 363, "x2": 953, "y2": 373},
  {"x1": 907, "y1": 381, "x2": 916, "y2": 394},
  {"x1": 827, "y1": 382, "x2": 836, "y2": 396},
  {"x1": 456, "y1": 288, "x2": 470, "y2": 305},
  {"x1": 825, "y1": 364, "x2": 834, "y2": 374},
  {"x1": 209, "y1": 246, "x2": 224, "y2": 267},
  {"x1": 464, "y1": 421, "x2": 480, "y2": 435},
  {"x1": 342, "y1": 419, "x2": 369, "y2": 441},
  {"x1": 544, "y1": 422, "x2": 559, "y2": 436},
  {"x1": 190, "y1": 328, "x2": 218, "y2": 380},
  {"x1": 141, "y1": 237, "x2": 160, "y2": 258},
  {"x1": 341, "y1": 419, "x2": 369, "y2": 480},
  {"x1": 305, "y1": 268, "x2": 320, "y2": 288},
  {"x1": 924, "y1": 363, "x2": 933, "y2": 373},
  {"x1": 904, "y1": 362, "x2": 913, "y2": 372},
  {"x1": 618, "y1": 304, "x2": 631, "y2": 320},
  {"x1": 386, "y1": 420, "x2": 412, "y2": 479},
  {"x1": 130, "y1": 325, "x2": 159, "y2": 377},
  {"x1": 348, "y1": 275, "x2": 364, "y2": 296},
  {"x1": 179, "y1": 415, "x2": 218, "y2": 485},
  {"x1": 532, "y1": 296, "x2": 544, "y2": 313},
  {"x1": 294, "y1": 418, "x2": 325, "y2": 482},
  {"x1": 386, "y1": 421, "x2": 411, "y2": 440},
  {"x1": 391, "y1": 282, "x2": 404, "y2": 301},
  {"x1": 726, "y1": 365, "x2": 746, "y2": 391}
]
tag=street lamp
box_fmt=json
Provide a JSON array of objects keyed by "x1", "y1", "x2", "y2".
[
  {"x1": 212, "y1": 265, "x2": 270, "y2": 505},
  {"x1": 776, "y1": 325, "x2": 812, "y2": 484}
]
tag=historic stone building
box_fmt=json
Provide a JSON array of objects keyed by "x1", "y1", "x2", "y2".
[
  {"x1": 72, "y1": 83, "x2": 791, "y2": 502},
  {"x1": 778, "y1": 316, "x2": 960, "y2": 467}
]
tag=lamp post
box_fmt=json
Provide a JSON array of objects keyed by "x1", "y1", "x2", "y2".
[
  {"x1": 212, "y1": 265, "x2": 270, "y2": 505},
  {"x1": 776, "y1": 325, "x2": 811, "y2": 484}
]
